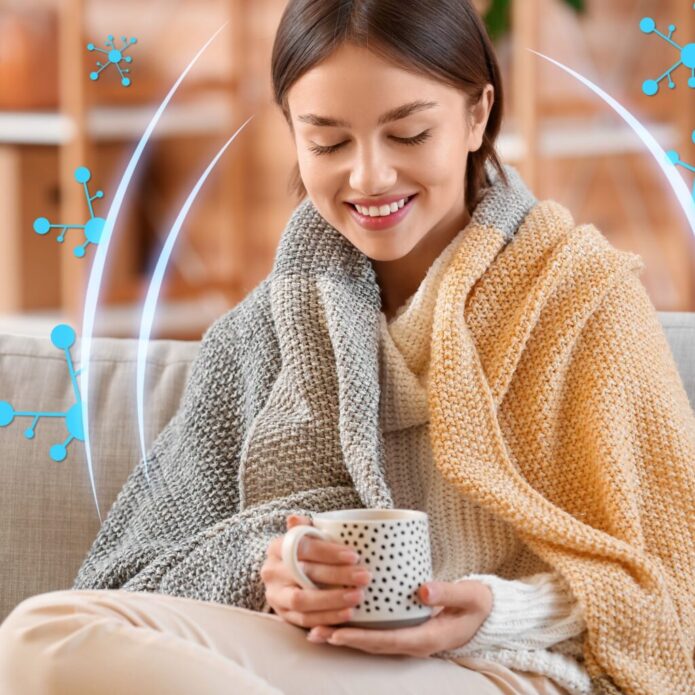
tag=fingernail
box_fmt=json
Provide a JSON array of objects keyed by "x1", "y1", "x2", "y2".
[
  {"x1": 423, "y1": 585, "x2": 437, "y2": 602},
  {"x1": 307, "y1": 630, "x2": 326, "y2": 643}
]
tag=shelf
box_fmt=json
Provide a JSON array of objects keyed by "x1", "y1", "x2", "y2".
[
  {"x1": 497, "y1": 118, "x2": 678, "y2": 161},
  {"x1": 1, "y1": 106, "x2": 674, "y2": 157},
  {"x1": 0, "y1": 92, "x2": 235, "y2": 146}
]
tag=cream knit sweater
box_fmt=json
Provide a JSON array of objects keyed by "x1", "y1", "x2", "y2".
[{"x1": 377, "y1": 224, "x2": 592, "y2": 695}]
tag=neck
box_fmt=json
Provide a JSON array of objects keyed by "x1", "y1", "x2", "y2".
[{"x1": 371, "y1": 207, "x2": 471, "y2": 320}]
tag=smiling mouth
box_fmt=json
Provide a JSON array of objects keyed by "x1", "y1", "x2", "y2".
[{"x1": 347, "y1": 194, "x2": 417, "y2": 217}]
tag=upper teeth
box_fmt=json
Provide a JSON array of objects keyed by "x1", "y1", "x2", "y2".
[{"x1": 354, "y1": 197, "x2": 409, "y2": 217}]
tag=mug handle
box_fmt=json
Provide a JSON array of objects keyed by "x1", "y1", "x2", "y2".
[{"x1": 281, "y1": 524, "x2": 333, "y2": 590}]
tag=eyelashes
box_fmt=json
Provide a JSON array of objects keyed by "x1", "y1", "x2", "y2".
[{"x1": 308, "y1": 129, "x2": 433, "y2": 156}]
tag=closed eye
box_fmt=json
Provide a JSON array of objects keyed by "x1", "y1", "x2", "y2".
[{"x1": 308, "y1": 129, "x2": 433, "y2": 156}]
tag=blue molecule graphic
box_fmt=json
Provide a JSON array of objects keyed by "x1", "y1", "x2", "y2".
[
  {"x1": 87, "y1": 34, "x2": 138, "y2": 87},
  {"x1": 33, "y1": 167, "x2": 105, "y2": 259},
  {"x1": 640, "y1": 10, "x2": 695, "y2": 95},
  {"x1": 0, "y1": 324, "x2": 84, "y2": 463},
  {"x1": 666, "y1": 129, "x2": 695, "y2": 203}
]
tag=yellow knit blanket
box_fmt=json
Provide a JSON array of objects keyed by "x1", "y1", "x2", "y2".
[{"x1": 427, "y1": 199, "x2": 695, "y2": 695}]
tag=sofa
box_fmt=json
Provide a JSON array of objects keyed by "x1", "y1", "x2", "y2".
[{"x1": 1, "y1": 312, "x2": 694, "y2": 623}]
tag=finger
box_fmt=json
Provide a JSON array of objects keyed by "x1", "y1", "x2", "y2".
[
  {"x1": 263, "y1": 552, "x2": 370, "y2": 597},
  {"x1": 322, "y1": 622, "x2": 436, "y2": 656},
  {"x1": 266, "y1": 536, "x2": 285, "y2": 559},
  {"x1": 282, "y1": 605, "x2": 357, "y2": 629},
  {"x1": 418, "y1": 580, "x2": 483, "y2": 609},
  {"x1": 282, "y1": 516, "x2": 360, "y2": 565},
  {"x1": 267, "y1": 530, "x2": 358, "y2": 566},
  {"x1": 275, "y1": 584, "x2": 364, "y2": 613},
  {"x1": 296, "y1": 536, "x2": 363, "y2": 566},
  {"x1": 287, "y1": 515, "x2": 312, "y2": 529},
  {"x1": 313, "y1": 610, "x2": 441, "y2": 641}
]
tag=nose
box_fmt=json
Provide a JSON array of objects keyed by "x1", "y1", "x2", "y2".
[{"x1": 348, "y1": 142, "x2": 397, "y2": 195}]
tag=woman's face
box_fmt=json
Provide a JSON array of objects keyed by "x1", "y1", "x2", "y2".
[{"x1": 286, "y1": 42, "x2": 494, "y2": 262}]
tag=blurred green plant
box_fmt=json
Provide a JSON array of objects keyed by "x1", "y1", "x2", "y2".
[{"x1": 484, "y1": 0, "x2": 586, "y2": 41}]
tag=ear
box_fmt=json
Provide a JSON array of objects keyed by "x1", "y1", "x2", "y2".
[{"x1": 467, "y1": 84, "x2": 494, "y2": 153}]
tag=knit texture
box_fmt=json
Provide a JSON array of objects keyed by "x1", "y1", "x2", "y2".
[
  {"x1": 428, "y1": 169, "x2": 695, "y2": 694},
  {"x1": 72, "y1": 164, "x2": 695, "y2": 695},
  {"x1": 377, "y1": 227, "x2": 590, "y2": 694}
]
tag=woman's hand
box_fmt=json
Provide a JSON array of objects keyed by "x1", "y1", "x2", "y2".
[
  {"x1": 260, "y1": 515, "x2": 373, "y2": 628},
  {"x1": 305, "y1": 579, "x2": 493, "y2": 658}
]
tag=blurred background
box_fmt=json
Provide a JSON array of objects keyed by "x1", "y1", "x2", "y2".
[{"x1": 0, "y1": 0, "x2": 693, "y2": 340}]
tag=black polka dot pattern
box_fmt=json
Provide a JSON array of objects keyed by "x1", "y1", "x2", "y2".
[{"x1": 337, "y1": 518, "x2": 432, "y2": 618}]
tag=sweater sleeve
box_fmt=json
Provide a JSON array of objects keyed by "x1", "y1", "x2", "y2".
[
  {"x1": 434, "y1": 572, "x2": 586, "y2": 658},
  {"x1": 72, "y1": 467, "x2": 362, "y2": 611},
  {"x1": 71, "y1": 282, "x2": 363, "y2": 610}
]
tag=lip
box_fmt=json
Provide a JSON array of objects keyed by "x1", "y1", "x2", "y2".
[
  {"x1": 345, "y1": 194, "x2": 417, "y2": 231},
  {"x1": 347, "y1": 193, "x2": 417, "y2": 207}
]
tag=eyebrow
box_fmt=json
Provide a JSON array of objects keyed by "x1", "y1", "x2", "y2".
[{"x1": 296, "y1": 99, "x2": 438, "y2": 128}]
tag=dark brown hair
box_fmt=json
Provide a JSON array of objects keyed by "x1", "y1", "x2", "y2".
[{"x1": 271, "y1": 0, "x2": 508, "y2": 217}]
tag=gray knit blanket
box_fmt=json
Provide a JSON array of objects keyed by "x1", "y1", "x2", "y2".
[{"x1": 72, "y1": 164, "x2": 537, "y2": 611}]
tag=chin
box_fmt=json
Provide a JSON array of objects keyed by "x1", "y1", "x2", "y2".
[
  {"x1": 344, "y1": 236, "x2": 412, "y2": 262},
  {"x1": 362, "y1": 246, "x2": 410, "y2": 262},
  {"x1": 328, "y1": 211, "x2": 416, "y2": 261}
]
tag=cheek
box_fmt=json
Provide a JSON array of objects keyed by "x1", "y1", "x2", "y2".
[
  {"x1": 297, "y1": 153, "x2": 339, "y2": 194},
  {"x1": 296, "y1": 152, "x2": 314, "y2": 183},
  {"x1": 413, "y1": 139, "x2": 467, "y2": 191}
]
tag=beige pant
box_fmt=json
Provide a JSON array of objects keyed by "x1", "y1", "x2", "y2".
[{"x1": 0, "y1": 589, "x2": 569, "y2": 695}]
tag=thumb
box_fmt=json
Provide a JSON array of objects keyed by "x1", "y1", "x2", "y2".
[
  {"x1": 418, "y1": 581, "x2": 442, "y2": 605},
  {"x1": 419, "y1": 581, "x2": 462, "y2": 606},
  {"x1": 419, "y1": 580, "x2": 484, "y2": 608}
]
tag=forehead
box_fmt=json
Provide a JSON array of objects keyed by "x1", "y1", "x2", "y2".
[{"x1": 286, "y1": 43, "x2": 462, "y2": 122}]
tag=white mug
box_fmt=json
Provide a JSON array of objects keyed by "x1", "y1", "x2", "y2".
[{"x1": 281, "y1": 508, "x2": 433, "y2": 628}]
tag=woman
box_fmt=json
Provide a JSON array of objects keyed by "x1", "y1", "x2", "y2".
[{"x1": 1, "y1": 1, "x2": 693, "y2": 694}]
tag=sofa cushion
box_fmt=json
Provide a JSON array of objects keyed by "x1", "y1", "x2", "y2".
[
  {"x1": 0, "y1": 332, "x2": 199, "y2": 621},
  {"x1": 659, "y1": 311, "x2": 695, "y2": 412}
]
